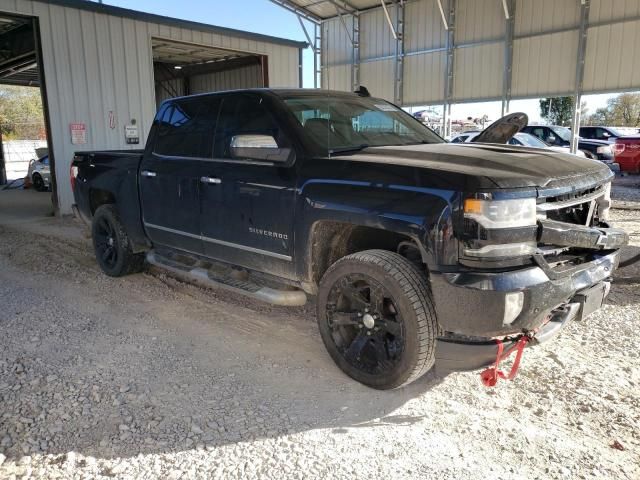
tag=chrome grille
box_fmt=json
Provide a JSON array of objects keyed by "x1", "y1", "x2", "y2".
[{"x1": 537, "y1": 184, "x2": 609, "y2": 227}]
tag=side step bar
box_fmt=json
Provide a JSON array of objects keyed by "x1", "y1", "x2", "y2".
[{"x1": 146, "y1": 251, "x2": 307, "y2": 307}]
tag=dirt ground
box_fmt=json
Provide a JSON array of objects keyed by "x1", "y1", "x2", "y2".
[{"x1": 0, "y1": 184, "x2": 639, "y2": 480}]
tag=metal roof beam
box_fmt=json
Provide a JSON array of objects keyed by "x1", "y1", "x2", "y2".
[
  {"x1": 327, "y1": 0, "x2": 360, "y2": 15},
  {"x1": 381, "y1": 0, "x2": 398, "y2": 40},
  {"x1": 436, "y1": 0, "x2": 449, "y2": 30},
  {"x1": 501, "y1": 0, "x2": 510, "y2": 19},
  {"x1": 268, "y1": 0, "x2": 322, "y2": 24}
]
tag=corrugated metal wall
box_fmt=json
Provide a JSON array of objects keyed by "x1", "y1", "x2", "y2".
[
  {"x1": 0, "y1": 0, "x2": 300, "y2": 213},
  {"x1": 190, "y1": 63, "x2": 264, "y2": 95},
  {"x1": 321, "y1": 0, "x2": 640, "y2": 105}
]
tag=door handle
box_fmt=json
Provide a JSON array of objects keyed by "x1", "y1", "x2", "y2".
[
  {"x1": 141, "y1": 170, "x2": 157, "y2": 177},
  {"x1": 200, "y1": 176, "x2": 222, "y2": 184}
]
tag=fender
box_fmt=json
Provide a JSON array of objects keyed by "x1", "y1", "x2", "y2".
[{"x1": 294, "y1": 164, "x2": 461, "y2": 286}]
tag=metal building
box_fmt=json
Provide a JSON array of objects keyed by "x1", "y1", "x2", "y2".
[
  {"x1": 0, "y1": 0, "x2": 306, "y2": 214},
  {"x1": 274, "y1": 0, "x2": 640, "y2": 147}
]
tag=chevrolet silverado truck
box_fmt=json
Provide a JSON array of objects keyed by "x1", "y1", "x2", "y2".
[
  {"x1": 71, "y1": 88, "x2": 628, "y2": 390},
  {"x1": 613, "y1": 135, "x2": 640, "y2": 173}
]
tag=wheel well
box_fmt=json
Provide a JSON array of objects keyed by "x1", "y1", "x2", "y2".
[
  {"x1": 89, "y1": 189, "x2": 116, "y2": 214},
  {"x1": 309, "y1": 221, "x2": 425, "y2": 285}
]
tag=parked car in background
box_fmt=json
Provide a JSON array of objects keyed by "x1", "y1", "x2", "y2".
[
  {"x1": 27, "y1": 154, "x2": 51, "y2": 191},
  {"x1": 450, "y1": 131, "x2": 587, "y2": 157},
  {"x1": 579, "y1": 126, "x2": 626, "y2": 142},
  {"x1": 522, "y1": 125, "x2": 614, "y2": 162},
  {"x1": 613, "y1": 135, "x2": 640, "y2": 173}
]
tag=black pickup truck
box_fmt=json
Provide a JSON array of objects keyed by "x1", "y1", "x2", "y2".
[{"x1": 71, "y1": 88, "x2": 627, "y2": 390}]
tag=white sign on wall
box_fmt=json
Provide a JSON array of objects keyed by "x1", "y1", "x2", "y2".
[
  {"x1": 70, "y1": 123, "x2": 87, "y2": 145},
  {"x1": 125, "y1": 124, "x2": 139, "y2": 145}
]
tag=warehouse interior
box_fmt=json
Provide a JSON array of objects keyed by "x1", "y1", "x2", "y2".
[
  {"x1": 151, "y1": 38, "x2": 269, "y2": 108},
  {"x1": 0, "y1": 12, "x2": 50, "y2": 191}
]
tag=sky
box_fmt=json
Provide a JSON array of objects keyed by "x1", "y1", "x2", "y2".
[
  {"x1": 103, "y1": 0, "x2": 617, "y2": 123},
  {"x1": 104, "y1": 0, "x2": 317, "y2": 86}
]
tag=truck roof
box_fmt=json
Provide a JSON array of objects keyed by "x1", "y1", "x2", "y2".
[{"x1": 161, "y1": 88, "x2": 377, "y2": 104}]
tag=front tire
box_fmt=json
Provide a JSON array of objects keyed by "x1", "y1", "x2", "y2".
[
  {"x1": 317, "y1": 250, "x2": 437, "y2": 389},
  {"x1": 91, "y1": 205, "x2": 144, "y2": 277},
  {"x1": 32, "y1": 173, "x2": 45, "y2": 192}
]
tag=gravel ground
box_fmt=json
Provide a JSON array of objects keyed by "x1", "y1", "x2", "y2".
[{"x1": 0, "y1": 184, "x2": 639, "y2": 480}]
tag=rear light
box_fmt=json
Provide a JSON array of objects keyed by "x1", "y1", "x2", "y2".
[
  {"x1": 70, "y1": 164, "x2": 78, "y2": 191},
  {"x1": 612, "y1": 143, "x2": 626, "y2": 155}
]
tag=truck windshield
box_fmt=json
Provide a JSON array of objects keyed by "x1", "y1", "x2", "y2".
[
  {"x1": 282, "y1": 95, "x2": 443, "y2": 154},
  {"x1": 551, "y1": 126, "x2": 572, "y2": 142}
]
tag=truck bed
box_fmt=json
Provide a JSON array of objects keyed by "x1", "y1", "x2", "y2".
[{"x1": 72, "y1": 149, "x2": 148, "y2": 252}]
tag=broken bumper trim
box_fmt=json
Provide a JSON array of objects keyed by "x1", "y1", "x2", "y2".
[{"x1": 435, "y1": 302, "x2": 581, "y2": 372}]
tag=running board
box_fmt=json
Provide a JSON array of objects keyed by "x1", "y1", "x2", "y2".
[{"x1": 146, "y1": 251, "x2": 307, "y2": 307}]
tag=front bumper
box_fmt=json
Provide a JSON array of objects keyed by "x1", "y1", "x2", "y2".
[
  {"x1": 429, "y1": 249, "x2": 619, "y2": 338},
  {"x1": 435, "y1": 301, "x2": 585, "y2": 372}
]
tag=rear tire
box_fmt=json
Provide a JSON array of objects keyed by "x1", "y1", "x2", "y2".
[
  {"x1": 316, "y1": 249, "x2": 437, "y2": 389},
  {"x1": 91, "y1": 205, "x2": 144, "y2": 277}
]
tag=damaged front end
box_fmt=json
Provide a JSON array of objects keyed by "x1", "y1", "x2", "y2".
[{"x1": 432, "y1": 173, "x2": 628, "y2": 382}]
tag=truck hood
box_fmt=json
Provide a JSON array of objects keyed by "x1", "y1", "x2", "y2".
[{"x1": 332, "y1": 143, "x2": 612, "y2": 190}]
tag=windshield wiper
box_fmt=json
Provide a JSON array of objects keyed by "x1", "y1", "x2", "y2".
[{"x1": 329, "y1": 144, "x2": 370, "y2": 155}]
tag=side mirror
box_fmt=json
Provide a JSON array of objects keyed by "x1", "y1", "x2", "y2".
[
  {"x1": 546, "y1": 135, "x2": 556, "y2": 144},
  {"x1": 230, "y1": 135, "x2": 291, "y2": 163}
]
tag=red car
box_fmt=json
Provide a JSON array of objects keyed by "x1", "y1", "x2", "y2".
[{"x1": 613, "y1": 136, "x2": 640, "y2": 173}]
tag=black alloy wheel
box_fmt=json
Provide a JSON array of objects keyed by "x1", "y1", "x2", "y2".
[
  {"x1": 317, "y1": 250, "x2": 437, "y2": 389},
  {"x1": 94, "y1": 215, "x2": 119, "y2": 270},
  {"x1": 91, "y1": 205, "x2": 144, "y2": 277},
  {"x1": 325, "y1": 273, "x2": 405, "y2": 376}
]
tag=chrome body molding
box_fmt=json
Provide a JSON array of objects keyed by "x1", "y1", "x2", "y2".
[{"x1": 143, "y1": 222, "x2": 292, "y2": 261}]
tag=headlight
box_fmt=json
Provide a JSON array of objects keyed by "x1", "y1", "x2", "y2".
[
  {"x1": 462, "y1": 198, "x2": 538, "y2": 259},
  {"x1": 463, "y1": 198, "x2": 537, "y2": 229},
  {"x1": 596, "y1": 145, "x2": 612, "y2": 155}
]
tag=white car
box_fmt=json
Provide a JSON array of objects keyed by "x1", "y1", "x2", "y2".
[
  {"x1": 27, "y1": 154, "x2": 51, "y2": 191},
  {"x1": 450, "y1": 131, "x2": 587, "y2": 157}
]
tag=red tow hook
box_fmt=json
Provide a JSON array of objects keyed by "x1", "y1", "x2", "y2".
[{"x1": 480, "y1": 336, "x2": 530, "y2": 387}]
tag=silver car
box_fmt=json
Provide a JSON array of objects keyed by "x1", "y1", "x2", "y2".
[
  {"x1": 27, "y1": 154, "x2": 51, "y2": 191},
  {"x1": 450, "y1": 131, "x2": 587, "y2": 157}
]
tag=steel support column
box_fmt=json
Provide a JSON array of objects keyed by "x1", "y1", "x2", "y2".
[
  {"x1": 394, "y1": 1, "x2": 405, "y2": 105},
  {"x1": 571, "y1": 0, "x2": 590, "y2": 153},
  {"x1": 314, "y1": 22, "x2": 322, "y2": 88},
  {"x1": 442, "y1": 0, "x2": 456, "y2": 138},
  {"x1": 501, "y1": 0, "x2": 515, "y2": 117},
  {"x1": 352, "y1": 13, "x2": 360, "y2": 91}
]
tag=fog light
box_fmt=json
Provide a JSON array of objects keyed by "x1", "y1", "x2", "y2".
[{"x1": 503, "y1": 292, "x2": 524, "y2": 325}]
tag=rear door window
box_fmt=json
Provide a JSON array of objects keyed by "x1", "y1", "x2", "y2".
[{"x1": 154, "y1": 97, "x2": 221, "y2": 158}]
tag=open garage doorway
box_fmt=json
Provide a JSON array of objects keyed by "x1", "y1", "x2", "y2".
[
  {"x1": 151, "y1": 38, "x2": 269, "y2": 108},
  {"x1": 0, "y1": 11, "x2": 55, "y2": 216}
]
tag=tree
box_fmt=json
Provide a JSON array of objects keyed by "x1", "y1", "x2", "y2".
[
  {"x1": 585, "y1": 93, "x2": 640, "y2": 126},
  {"x1": 0, "y1": 85, "x2": 46, "y2": 140},
  {"x1": 539, "y1": 96, "x2": 575, "y2": 126}
]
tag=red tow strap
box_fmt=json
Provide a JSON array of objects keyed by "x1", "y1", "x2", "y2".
[{"x1": 480, "y1": 336, "x2": 529, "y2": 387}]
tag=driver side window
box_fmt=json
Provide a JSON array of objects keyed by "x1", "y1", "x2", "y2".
[{"x1": 214, "y1": 94, "x2": 285, "y2": 160}]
